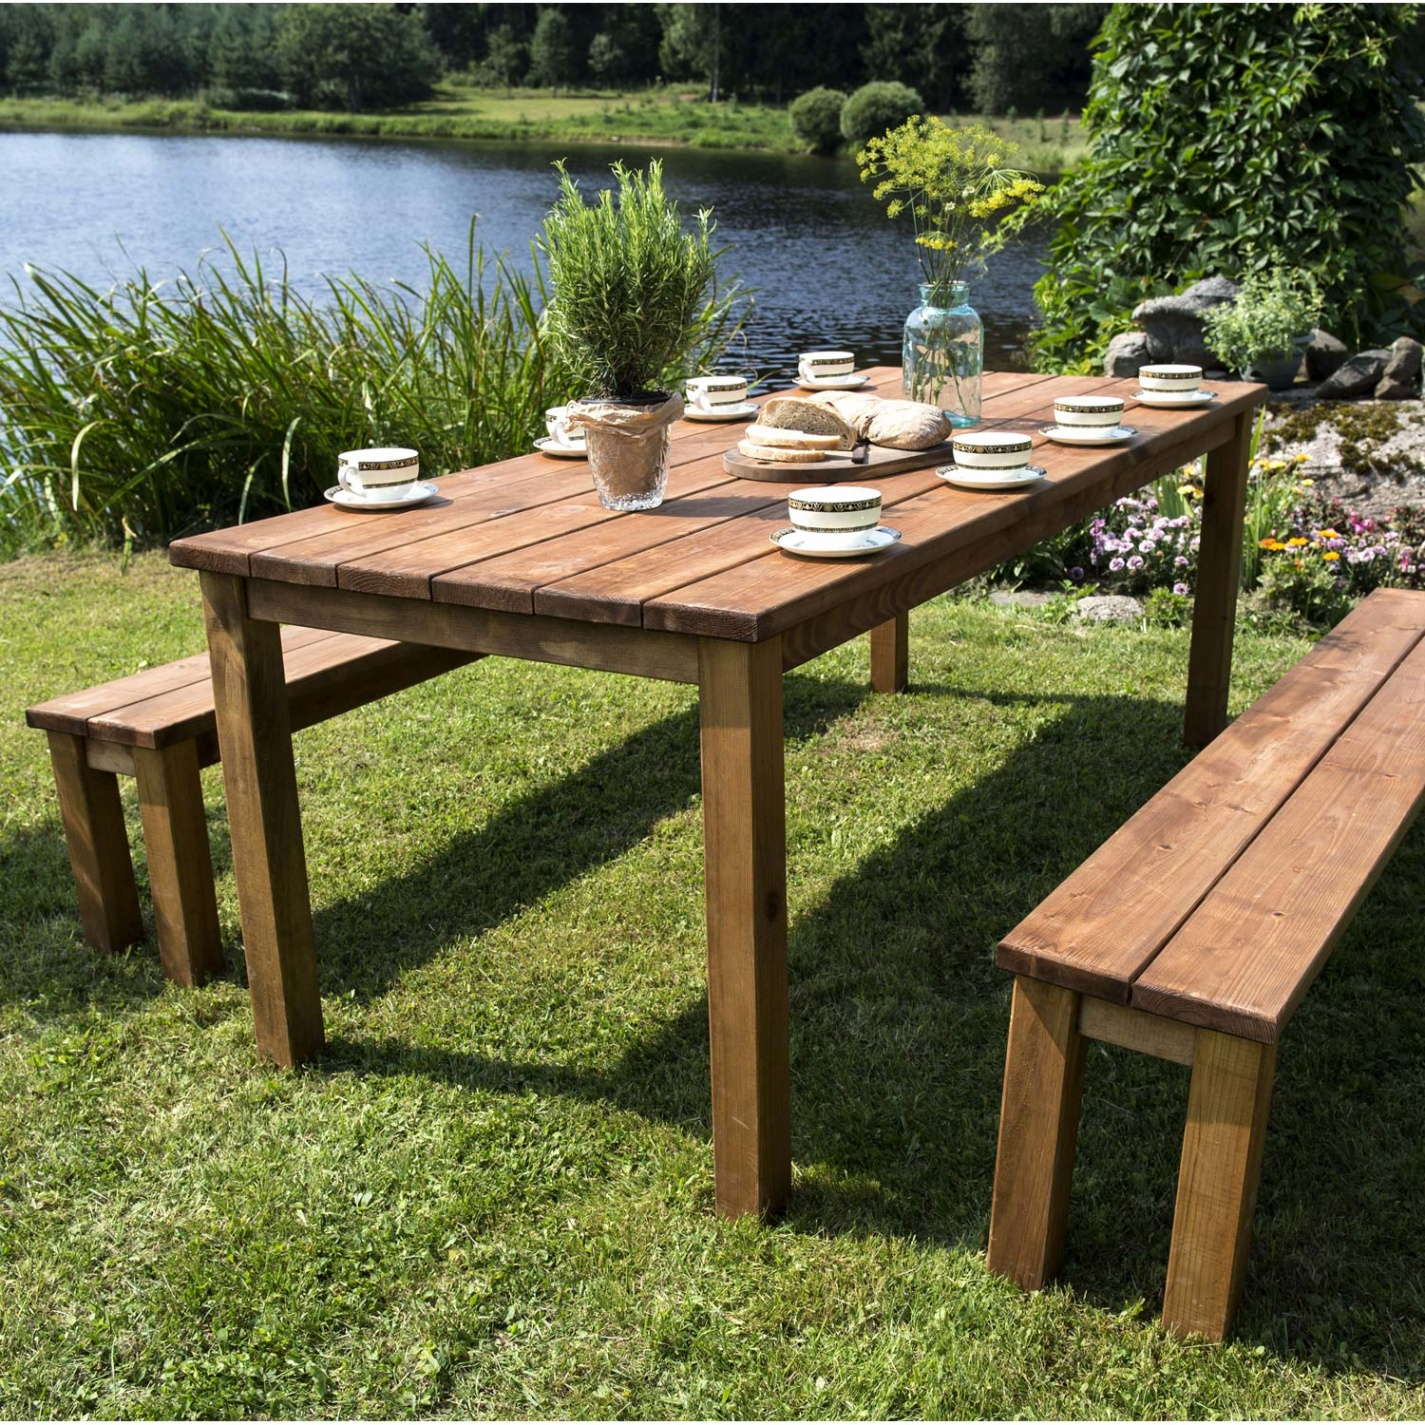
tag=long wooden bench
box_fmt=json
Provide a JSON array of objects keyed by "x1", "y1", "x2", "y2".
[
  {"x1": 26, "y1": 627, "x2": 476, "y2": 985},
  {"x1": 986, "y1": 587, "x2": 1425, "y2": 1341}
]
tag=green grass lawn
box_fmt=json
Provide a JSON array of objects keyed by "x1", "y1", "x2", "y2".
[
  {"x1": 4, "y1": 551, "x2": 1425, "y2": 1417},
  {"x1": 0, "y1": 84, "x2": 1088, "y2": 170}
]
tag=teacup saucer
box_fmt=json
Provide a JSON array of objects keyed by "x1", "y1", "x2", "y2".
[
  {"x1": 796, "y1": 373, "x2": 869, "y2": 392},
  {"x1": 535, "y1": 436, "x2": 588, "y2": 458},
  {"x1": 684, "y1": 401, "x2": 759, "y2": 423},
  {"x1": 770, "y1": 525, "x2": 901, "y2": 558},
  {"x1": 1131, "y1": 388, "x2": 1217, "y2": 408},
  {"x1": 936, "y1": 465, "x2": 1047, "y2": 491},
  {"x1": 1040, "y1": 424, "x2": 1138, "y2": 445},
  {"x1": 324, "y1": 481, "x2": 439, "y2": 512}
]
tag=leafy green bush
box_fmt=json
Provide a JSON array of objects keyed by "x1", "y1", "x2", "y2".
[
  {"x1": 1202, "y1": 267, "x2": 1321, "y2": 376},
  {"x1": 789, "y1": 86, "x2": 846, "y2": 155},
  {"x1": 1028, "y1": 4, "x2": 1425, "y2": 370},
  {"x1": 839, "y1": 80, "x2": 922, "y2": 149}
]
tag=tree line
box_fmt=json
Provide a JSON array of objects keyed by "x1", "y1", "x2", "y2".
[{"x1": 0, "y1": 3, "x2": 1109, "y2": 115}]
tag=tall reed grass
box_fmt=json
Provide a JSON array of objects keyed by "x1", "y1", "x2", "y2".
[{"x1": 0, "y1": 229, "x2": 746, "y2": 553}]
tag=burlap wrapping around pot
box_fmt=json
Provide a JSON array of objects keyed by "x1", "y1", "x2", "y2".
[{"x1": 566, "y1": 393, "x2": 684, "y2": 502}]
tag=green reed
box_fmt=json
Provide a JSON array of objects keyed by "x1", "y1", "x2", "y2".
[{"x1": 0, "y1": 227, "x2": 745, "y2": 553}]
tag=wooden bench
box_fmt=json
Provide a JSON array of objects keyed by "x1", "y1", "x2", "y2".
[
  {"x1": 26, "y1": 627, "x2": 476, "y2": 986},
  {"x1": 986, "y1": 587, "x2": 1425, "y2": 1341}
]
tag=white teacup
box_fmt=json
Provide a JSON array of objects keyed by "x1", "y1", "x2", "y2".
[
  {"x1": 1138, "y1": 364, "x2": 1203, "y2": 393},
  {"x1": 1053, "y1": 395, "x2": 1126, "y2": 429},
  {"x1": 798, "y1": 350, "x2": 856, "y2": 383},
  {"x1": 545, "y1": 406, "x2": 586, "y2": 447},
  {"x1": 952, "y1": 431, "x2": 1034, "y2": 469},
  {"x1": 338, "y1": 446, "x2": 420, "y2": 499},
  {"x1": 787, "y1": 485, "x2": 882, "y2": 546},
  {"x1": 686, "y1": 374, "x2": 751, "y2": 412}
]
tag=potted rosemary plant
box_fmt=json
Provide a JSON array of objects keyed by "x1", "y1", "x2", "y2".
[
  {"x1": 540, "y1": 161, "x2": 717, "y2": 510},
  {"x1": 858, "y1": 119, "x2": 1041, "y2": 424}
]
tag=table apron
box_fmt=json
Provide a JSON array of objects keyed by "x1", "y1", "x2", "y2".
[
  {"x1": 245, "y1": 579, "x2": 701, "y2": 684},
  {"x1": 782, "y1": 420, "x2": 1234, "y2": 671}
]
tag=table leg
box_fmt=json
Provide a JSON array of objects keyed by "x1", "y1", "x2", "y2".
[
  {"x1": 200, "y1": 572, "x2": 324, "y2": 1066},
  {"x1": 1185, "y1": 410, "x2": 1253, "y2": 747},
  {"x1": 698, "y1": 635, "x2": 791, "y2": 1219},
  {"x1": 870, "y1": 613, "x2": 909, "y2": 694}
]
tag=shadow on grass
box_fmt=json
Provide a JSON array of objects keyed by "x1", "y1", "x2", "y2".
[{"x1": 325, "y1": 679, "x2": 1425, "y2": 1379}]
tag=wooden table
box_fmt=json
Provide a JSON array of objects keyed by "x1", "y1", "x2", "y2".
[{"x1": 169, "y1": 368, "x2": 1265, "y2": 1221}]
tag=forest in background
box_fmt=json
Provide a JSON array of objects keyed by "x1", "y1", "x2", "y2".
[{"x1": 0, "y1": 3, "x2": 1109, "y2": 116}]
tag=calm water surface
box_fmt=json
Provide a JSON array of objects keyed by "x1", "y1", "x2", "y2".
[{"x1": 0, "y1": 131, "x2": 1046, "y2": 386}]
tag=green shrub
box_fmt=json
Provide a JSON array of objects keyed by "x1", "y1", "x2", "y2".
[
  {"x1": 1027, "y1": 4, "x2": 1425, "y2": 371},
  {"x1": 839, "y1": 80, "x2": 922, "y2": 149},
  {"x1": 789, "y1": 86, "x2": 846, "y2": 155},
  {"x1": 1202, "y1": 267, "x2": 1321, "y2": 375}
]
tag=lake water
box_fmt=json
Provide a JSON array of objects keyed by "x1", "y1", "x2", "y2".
[{"x1": 0, "y1": 130, "x2": 1047, "y2": 387}]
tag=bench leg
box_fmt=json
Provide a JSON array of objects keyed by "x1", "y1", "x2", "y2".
[
  {"x1": 869, "y1": 613, "x2": 909, "y2": 694},
  {"x1": 45, "y1": 730, "x2": 143, "y2": 953},
  {"x1": 1162, "y1": 1029, "x2": 1276, "y2": 1341},
  {"x1": 201, "y1": 571, "x2": 324, "y2": 1067},
  {"x1": 132, "y1": 742, "x2": 224, "y2": 987},
  {"x1": 988, "y1": 976, "x2": 1088, "y2": 1289},
  {"x1": 699, "y1": 635, "x2": 791, "y2": 1220}
]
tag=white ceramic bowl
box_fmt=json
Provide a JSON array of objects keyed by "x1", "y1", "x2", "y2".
[
  {"x1": 787, "y1": 484, "x2": 882, "y2": 536},
  {"x1": 1053, "y1": 395, "x2": 1126, "y2": 428},
  {"x1": 951, "y1": 431, "x2": 1035, "y2": 469},
  {"x1": 798, "y1": 350, "x2": 856, "y2": 381},
  {"x1": 1138, "y1": 364, "x2": 1202, "y2": 393}
]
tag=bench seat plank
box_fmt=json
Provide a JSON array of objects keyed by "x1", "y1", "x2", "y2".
[
  {"x1": 24, "y1": 626, "x2": 336, "y2": 738},
  {"x1": 1133, "y1": 632, "x2": 1425, "y2": 1040},
  {"x1": 997, "y1": 588, "x2": 1425, "y2": 1003}
]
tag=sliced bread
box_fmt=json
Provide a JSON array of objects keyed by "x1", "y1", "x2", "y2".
[
  {"x1": 744, "y1": 423, "x2": 844, "y2": 451},
  {"x1": 737, "y1": 440, "x2": 829, "y2": 464},
  {"x1": 756, "y1": 397, "x2": 856, "y2": 450}
]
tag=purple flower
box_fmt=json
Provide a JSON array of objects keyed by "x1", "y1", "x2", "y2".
[
  {"x1": 1174, "y1": 555, "x2": 1188, "y2": 568},
  {"x1": 1173, "y1": 582, "x2": 1189, "y2": 596},
  {"x1": 1127, "y1": 555, "x2": 1144, "y2": 571},
  {"x1": 1109, "y1": 557, "x2": 1125, "y2": 572},
  {"x1": 1069, "y1": 566, "x2": 1085, "y2": 582}
]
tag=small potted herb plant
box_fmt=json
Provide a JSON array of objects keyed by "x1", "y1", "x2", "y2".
[
  {"x1": 539, "y1": 161, "x2": 716, "y2": 510},
  {"x1": 1202, "y1": 266, "x2": 1321, "y2": 389}
]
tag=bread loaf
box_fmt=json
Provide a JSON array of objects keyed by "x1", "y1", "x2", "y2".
[
  {"x1": 755, "y1": 397, "x2": 856, "y2": 450},
  {"x1": 807, "y1": 391, "x2": 952, "y2": 450}
]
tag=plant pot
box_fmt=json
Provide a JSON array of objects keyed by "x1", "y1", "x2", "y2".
[
  {"x1": 568, "y1": 392, "x2": 682, "y2": 511},
  {"x1": 1246, "y1": 337, "x2": 1309, "y2": 390}
]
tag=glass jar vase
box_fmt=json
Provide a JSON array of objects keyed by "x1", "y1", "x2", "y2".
[{"x1": 902, "y1": 281, "x2": 983, "y2": 426}]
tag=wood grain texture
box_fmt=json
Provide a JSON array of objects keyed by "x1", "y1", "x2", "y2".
[
  {"x1": 999, "y1": 589, "x2": 1425, "y2": 1003},
  {"x1": 1184, "y1": 408, "x2": 1254, "y2": 747},
  {"x1": 246, "y1": 579, "x2": 700, "y2": 684},
  {"x1": 987, "y1": 976, "x2": 1088, "y2": 1289},
  {"x1": 201, "y1": 572, "x2": 324, "y2": 1066},
  {"x1": 869, "y1": 614, "x2": 909, "y2": 693},
  {"x1": 1078, "y1": 996, "x2": 1195, "y2": 1065},
  {"x1": 1162, "y1": 1029, "x2": 1276, "y2": 1341},
  {"x1": 45, "y1": 730, "x2": 144, "y2": 953},
  {"x1": 1134, "y1": 627, "x2": 1425, "y2": 1040},
  {"x1": 132, "y1": 740, "x2": 223, "y2": 986},
  {"x1": 699, "y1": 635, "x2": 791, "y2": 1219}
]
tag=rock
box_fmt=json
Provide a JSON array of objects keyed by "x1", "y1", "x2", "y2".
[
  {"x1": 1073, "y1": 594, "x2": 1142, "y2": 624},
  {"x1": 1315, "y1": 349, "x2": 1391, "y2": 401},
  {"x1": 990, "y1": 589, "x2": 1057, "y2": 609},
  {"x1": 1132, "y1": 276, "x2": 1240, "y2": 369},
  {"x1": 1304, "y1": 328, "x2": 1349, "y2": 383},
  {"x1": 1376, "y1": 336, "x2": 1422, "y2": 400},
  {"x1": 1103, "y1": 330, "x2": 1151, "y2": 378}
]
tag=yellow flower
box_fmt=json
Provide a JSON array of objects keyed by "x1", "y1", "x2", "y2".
[
  {"x1": 1259, "y1": 538, "x2": 1285, "y2": 551},
  {"x1": 1323, "y1": 551, "x2": 1341, "y2": 561},
  {"x1": 1286, "y1": 537, "x2": 1308, "y2": 547},
  {"x1": 1318, "y1": 529, "x2": 1340, "y2": 540}
]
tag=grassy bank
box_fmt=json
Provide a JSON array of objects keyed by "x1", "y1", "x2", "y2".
[
  {"x1": 5, "y1": 551, "x2": 1425, "y2": 1416},
  {"x1": 0, "y1": 82, "x2": 1088, "y2": 170}
]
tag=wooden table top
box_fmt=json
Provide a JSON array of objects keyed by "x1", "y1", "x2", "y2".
[{"x1": 169, "y1": 369, "x2": 1265, "y2": 644}]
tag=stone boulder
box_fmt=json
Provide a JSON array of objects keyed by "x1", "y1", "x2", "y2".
[
  {"x1": 1376, "y1": 336, "x2": 1423, "y2": 400},
  {"x1": 1131, "y1": 276, "x2": 1240, "y2": 368},
  {"x1": 1315, "y1": 349, "x2": 1391, "y2": 401},
  {"x1": 1304, "y1": 329, "x2": 1349, "y2": 383},
  {"x1": 1103, "y1": 330, "x2": 1151, "y2": 378},
  {"x1": 1073, "y1": 594, "x2": 1142, "y2": 625}
]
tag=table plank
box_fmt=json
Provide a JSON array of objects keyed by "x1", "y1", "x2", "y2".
[
  {"x1": 1132, "y1": 621, "x2": 1425, "y2": 1040},
  {"x1": 998, "y1": 588, "x2": 1425, "y2": 1004}
]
